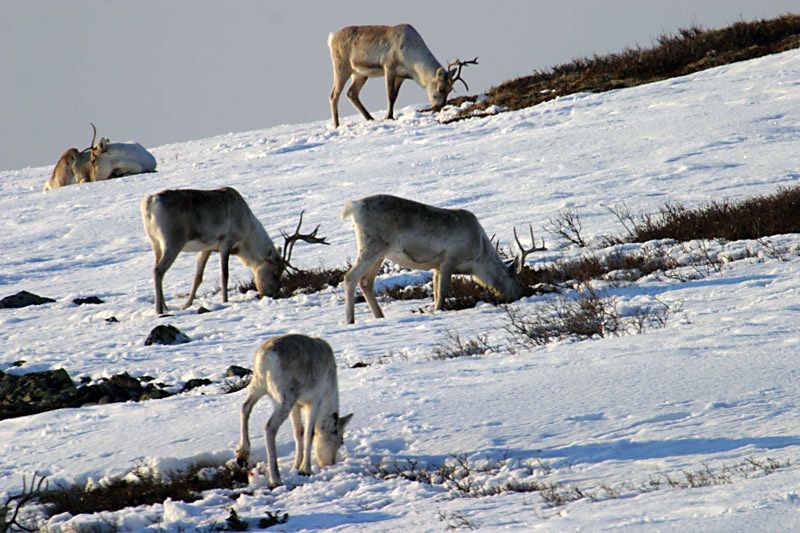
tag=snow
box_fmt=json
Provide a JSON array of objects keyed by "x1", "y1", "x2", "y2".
[{"x1": 3, "y1": 48, "x2": 800, "y2": 530}]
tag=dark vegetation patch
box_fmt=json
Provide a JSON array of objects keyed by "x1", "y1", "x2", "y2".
[
  {"x1": 503, "y1": 287, "x2": 675, "y2": 347},
  {"x1": 4, "y1": 465, "x2": 289, "y2": 531},
  {"x1": 38, "y1": 463, "x2": 246, "y2": 517},
  {"x1": 236, "y1": 265, "x2": 348, "y2": 299},
  {"x1": 6, "y1": 453, "x2": 788, "y2": 528},
  {"x1": 610, "y1": 185, "x2": 800, "y2": 243},
  {"x1": 445, "y1": 15, "x2": 800, "y2": 121},
  {"x1": 432, "y1": 331, "x2": 497, "y2": 360}
]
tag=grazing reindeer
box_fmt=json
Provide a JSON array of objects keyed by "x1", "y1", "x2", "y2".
[
  {"x1": 140, "y1": 187, "x2": 328, "y2": 314},
  {"x1": 44, "y1": 123, "x2": 156, "y2": 191},
  {"x1": 341, "y1": 194, "x2": 543, "y2": 324},
  {"x1": 328, "y1": 24, "x2": 477, "y2": 127},
  {"x1": 235, "y1": 334, "x2": 353, "y2": 487}
]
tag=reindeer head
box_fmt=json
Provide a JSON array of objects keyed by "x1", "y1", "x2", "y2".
[
  {"x1": 428, "y1": 57, "x2": 479, "y2": 112},
  {"x1": 255, "y1": 211, "x2": 330, "y2": 298},
  {"x1": 313, "y1": 412, "x2": 353, "y2": 466},
  {"x1": 253, "y1": 259, "x2": 282, "y2": 298},
  {"x1": 428, "y1": 68, "x2": 454, "y2": 111}
]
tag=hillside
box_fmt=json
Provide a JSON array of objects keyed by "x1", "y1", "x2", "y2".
[{"x1": 2, "y1": 47, "x2": 800, "y2": 531}]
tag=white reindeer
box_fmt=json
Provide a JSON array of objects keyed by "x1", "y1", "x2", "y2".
[
  {"x1": 235, "y1": 334, "x2": 353, "y2": 487},
  {"x1": 328, "y1": 24, "x2": 477, "y2": 128},
  {"x1": 140, "y1": 187, "x2": 328, "y2": 315},
  {"x1": 341, "y1": 194, "x2": 543, "y2": 324},
  {"x1": 44, "y1": 123, "x2": 156, "y2": 191}
]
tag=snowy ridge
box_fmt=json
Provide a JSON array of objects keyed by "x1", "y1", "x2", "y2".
[{"x1": 2, "y1": 49, "x2": 800, "y2": 530}]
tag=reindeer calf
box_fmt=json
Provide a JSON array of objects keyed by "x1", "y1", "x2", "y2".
[{"x1": 235, "y1": 334, "x2": 353, "y2": 487}]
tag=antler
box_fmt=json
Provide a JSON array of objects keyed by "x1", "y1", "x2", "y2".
[
  {"x1": 446, "y1": 57, "x2": 479, "y2": 91},
  {"x1": 87, "y1": 122, "x2": 97, "y2": 151},
  {"x1": 2, "y1": 472, "x2": 48, "y2": 532},
  {"x1": 279, "y1": 210, "x2": 330, "y2": 271},
  {"x1": 513, "y1": 224, "x2": 546, "y2": 272}
]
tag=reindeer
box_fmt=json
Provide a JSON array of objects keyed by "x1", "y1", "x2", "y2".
[
  {"x1": 44, "y1": 123, "x2": 156, "y2": 191},
  {"x1": 328, "y1": 24, "x2": 477, "y2": 128},
  {"x1": 235, "y1": 334, "x2": 353, "y2": 487},
  {"x1": 341, "y1": 194, "x2": 543, "y2": 324},
  {"x1": 140, "y1": 187, "x2": 328, "y2": 315}
]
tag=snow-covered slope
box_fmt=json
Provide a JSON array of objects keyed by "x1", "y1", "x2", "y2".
[{"x1": 2, "y1": 48, "x2": 800, "y2": 531}]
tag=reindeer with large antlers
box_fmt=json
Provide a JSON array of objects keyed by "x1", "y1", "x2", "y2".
[
  {"x1": 341, "y1": 194, "x2": 544, "y2": 324},
  {"x1": 328, "y1": 24, "x2": 477, "y2": 128},
  {"x1": 140, "y1": 187, "x2": 329, "y2": 314}
]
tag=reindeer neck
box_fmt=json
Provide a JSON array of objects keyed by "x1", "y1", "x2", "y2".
[
  {"x1": 472, "y1": 241, "x2": 523, "y2": 301},
  {"x1": 238, "y1": 217, "x2": 277, "y2": 268}
]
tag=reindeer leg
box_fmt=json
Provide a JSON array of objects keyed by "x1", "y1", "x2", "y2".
[
  {"x1": 344, "y1": 252, "x2": 383, "y2": 324},
  {"x1": 183, "y1": 250, "x2": 211, "y2": 310},
  {"x1": 385, "y1": 71, "x2": 400, "y2": 120},
  {"x1": 359, "y1": 258, "x2": 385, "y2": 319},
  {"x1": 434, "y1": 263, "x2": 454, "y2": 312},
  {"x1": 290, "y1": 405, "x2": 304, "y2": 470},
  {"x1": 235, "y1": 383, "x2": 265, "y2": 468},
  {"x1": 432, "y1": 270, "x2": 440, "y2": 305},
  {"x1": 265, "y1": 400, "x2": 294, "y2": 487},
  {"x1": 299, "y1": 402, "x2": 320, "y2": 475},
  {"x1": 347, "y1": 75, "x2": 373, "y2": 122},
  {"x1": 153, "y1": 240, "x2": 182, "y2": 315},
  {"x1": 219, "y1": 242, "x2": 233, "y2": 303},
  {"x1": 330, "y1": 66, "x2": 350, "y2": 128}
]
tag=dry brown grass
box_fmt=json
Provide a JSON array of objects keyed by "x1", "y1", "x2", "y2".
[
  {"x1": 445, "y1": 15, "x2": 800, "y2": 121},
  {"x1": 617, "y1": 185, "x2": 800, "y2": 243}
]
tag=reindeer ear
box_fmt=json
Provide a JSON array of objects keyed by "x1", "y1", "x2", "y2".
[
  {"x1": 436, "y1": 67, "x2": 448, "y2": 80},
  {"x1": 338, "y1": 413, "x2": 353, "y2": 430}
]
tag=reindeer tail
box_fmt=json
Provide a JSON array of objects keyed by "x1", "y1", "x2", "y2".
[{"x1": 340, "y1": 200, "x2": 356, "y2": 221}]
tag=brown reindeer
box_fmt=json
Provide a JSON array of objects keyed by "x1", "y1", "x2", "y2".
[{"x1": 328, "y1": 24, "x2": 477, "y2": 127}]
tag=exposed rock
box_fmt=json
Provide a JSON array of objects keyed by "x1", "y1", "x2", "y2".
[
  {"x1": 140, "y1": 389, "x2": 171, "y2": 401},
  {"x1": 197, "y1": 306, "x2": 211, "y2": 314},
  {"x1": 350, "y1": 361, "x2": 371, "y2": 368},
  {"x1": 226, "y1": 365, "x2": 252, "y2": 378},
  {"x1": 0, "y1": 370, "x2": 175, "y2": 420},
  {"x1": 0, "y1": 291, "x2": 55, "y2": 309},
  {"x1": 145, "y1": 324, "x2": 190, "y2": 346},
  {"x1": 181, "y1": 378, "x2": 213, "y2": 393},
  {"x1": 105, "y1": 316, "x2": 119, "y2": 323},
  {"x1": 73, "y1": 296, "x2": 104, "y2": 305}
]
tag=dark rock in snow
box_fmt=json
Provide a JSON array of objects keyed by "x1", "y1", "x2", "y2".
[
  {"x1": 0, "y1": 368, "x2": 180, "y2": 420},
  {"x1": 226, "y1": 365, "x2": 252, "y2": 378},
  {"x1": 181, "y1": 378, "x2": 213, "y2": 393},
  {"x1": 0, "y1": 291, "x2": 56, "y2": 309},
  {"x1": 73, "y1": 296, "x2": 104, "y2": 305},
  {"x1": 197, "y1": 306, "x2": 211, "y2": 314},
  {"x1": 145, "y1": 324, "x2": 190, "y2": 346},
  {"x1": 105, "y1": 316, "x2": 119, "y2": 323}
]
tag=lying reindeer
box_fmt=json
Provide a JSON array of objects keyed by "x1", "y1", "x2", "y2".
[
  {"x1": 328, "y1": 24, "x2": 477, "y2": 127},
  {"x1": 140, "y1": 187, "x2": 328, "y2": 314},
  {"x1": 44, "y1": 123, "x2": 156, "y2": 191},
  {"x1": 235, "y1": 333, "x2": 353, "y2": 487},
  {"x1": 341, "y1": 194, "x2": 543, "y2": 324}
]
